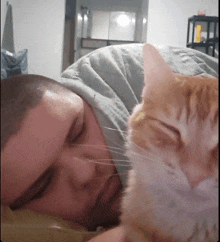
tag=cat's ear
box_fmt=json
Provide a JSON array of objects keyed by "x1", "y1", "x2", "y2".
[{"x1": 142, "y1": 44, "x2": 175, "y2": 97}]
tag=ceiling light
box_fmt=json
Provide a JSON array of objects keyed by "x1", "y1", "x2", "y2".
[{"x1": 116, "y1": 14, "x2": 130, "y2": 27}]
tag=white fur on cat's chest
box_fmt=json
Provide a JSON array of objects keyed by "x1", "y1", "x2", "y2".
[{"x1": 123, "y1": 144, "x2": 218, "y2": 242}]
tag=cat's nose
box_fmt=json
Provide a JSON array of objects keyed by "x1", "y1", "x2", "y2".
[
  {"x1": 188, "y1": 179, "x2": 203, "y2": 188},
  {"x1": 181, "y1": 164, "x2": 212, "y2": 189},
  {"x1": 186, "y1": 174, "x2": 208, "y2": 188}
]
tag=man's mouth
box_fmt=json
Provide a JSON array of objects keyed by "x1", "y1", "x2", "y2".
[{"x1": 100, "y1": 175, "x2": 123, "y2": 204}]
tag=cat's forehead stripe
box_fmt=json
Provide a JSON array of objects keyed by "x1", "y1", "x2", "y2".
[{"x1": 171, "y1": 77, "x2": 218, "y2": 124}]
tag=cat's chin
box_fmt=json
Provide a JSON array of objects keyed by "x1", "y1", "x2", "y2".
[{"x1": 123, "y1": 145, "x2": 219, "y2": 242}]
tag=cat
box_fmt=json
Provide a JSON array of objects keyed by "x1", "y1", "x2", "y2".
[{"x1": 121, "y1": 44, "x2": 219, "y2": 242}]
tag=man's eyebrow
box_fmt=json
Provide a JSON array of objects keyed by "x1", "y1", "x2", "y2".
[{"x1": 10, "y1": 166, "x2": 55, "y2": 210}]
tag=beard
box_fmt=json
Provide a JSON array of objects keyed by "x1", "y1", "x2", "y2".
[{"x1": 70, "y1": 180, "x2": 123, "y2": 231}]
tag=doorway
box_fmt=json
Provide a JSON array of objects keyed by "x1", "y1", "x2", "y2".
[{"x1": 62, "y1": 0, "x2": 148, "y2": 70}]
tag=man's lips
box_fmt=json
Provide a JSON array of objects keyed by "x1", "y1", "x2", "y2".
[{"x1": 100, "y1": 175, "x2": 122, "y2": 204}]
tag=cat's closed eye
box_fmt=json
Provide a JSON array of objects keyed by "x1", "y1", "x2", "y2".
[{"x1": 147, "y1": 119, "x2": 181, "y2": 149}]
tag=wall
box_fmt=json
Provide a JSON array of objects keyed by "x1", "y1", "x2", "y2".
[
  {"x1": 146, "y1": 0, "x2": 218, "y2": 47},
  {"x1": 1, "y1": 0, "x2": 65, "y2": 79},
  {"x1": 1, "y1": 0, "x2": 8, "y2": 44}
]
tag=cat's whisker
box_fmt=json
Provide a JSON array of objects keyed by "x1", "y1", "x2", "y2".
[
  {"x1": 126, "y1": 143, "x2": 154, "y2": 157},
  {"x1": 84, "y1": 158, "x2": 131, "y2": 167},
  {"x1": 100, "y1": 129, "x2": 129, "y2": 150},
  {"x1": 92, "y1": 171, "x2": 128, "y2": 180},
  {"x1": 93, "y1": 158, "x2": 131, "y2": 163},
  {"x1": 72, "y1": 143, "x2": 127, "y2": 154},
  {"x1": 102, "y1": 126, "x2": 128, "y2": 134},
  {"x1": 73, "y1": 146, "x2": 127, "y2": 157},
  {"x1": 107, "y1": 146, "x2": 126, "y2": 151},
  {"x1": 74, "y1": 133, "x2": 161, "y2": 164},
  {"x1": 126, "y1": 139, "x2": 164, "y2": 162},
  {"x1": 108, "y1": 139, "x2": 128, "y2": 151},
  {"x1": 72, "y1": 143, "x2": 109, "y2": 150},
  {"x1": 128, "y1": 140, "x2": 160, "y2": 159},
  {"x1": 103, "y1": 146, "x2": 129, "y2": 157},
  {"x1": 127, "y1": 149, "x2": 163, "y2": 164}
]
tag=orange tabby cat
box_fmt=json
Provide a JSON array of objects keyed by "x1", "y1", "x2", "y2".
[{"x1": 121, "y1": 44, "x2": 218, "y2": 242}]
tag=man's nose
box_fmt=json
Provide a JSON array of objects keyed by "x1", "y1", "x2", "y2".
[{"x1": 58, "y1": 147, "x2": 97, "y2": 189}]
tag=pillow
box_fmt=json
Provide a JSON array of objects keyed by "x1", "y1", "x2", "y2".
[
  {"x1": 1, "y1": 205, "x2": 102, "y2": 242},
  {"x1": 1, "y1": 49, "x2": 28, "y2": 79}
]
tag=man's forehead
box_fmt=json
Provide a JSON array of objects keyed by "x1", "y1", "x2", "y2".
[
  {"x1": 44, "y1": 88, "x2": 79, "y2": 102},
  {"x1": 42, "y1": 90, "x2": 84, "y2": 121}
]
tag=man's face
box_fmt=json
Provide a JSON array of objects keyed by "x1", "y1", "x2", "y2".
[{"x1": 1, "y1": 90, "x2": 122, "y2": 230}]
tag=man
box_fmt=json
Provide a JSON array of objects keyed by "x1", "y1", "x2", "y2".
[
  {"x1": 1, "y1": 74, "x2": 123, "y2": 229},
  {"x1": 1, "y1": 74, "x2": 130, "y2": 241},
  {"x1": 1, "y1": 44, "x2": 218, "y2": 241}
]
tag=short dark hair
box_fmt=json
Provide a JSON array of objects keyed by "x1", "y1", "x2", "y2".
[{"x1": 1, "y1": 74, "x2": 72, "y2": 149}]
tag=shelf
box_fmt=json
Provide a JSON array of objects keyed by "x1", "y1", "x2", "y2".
[
  {"x1": 186, "y1": 16, "x2": 219, "y2": 57},
  {"x1": 187, "y1": 43, "x2": 215, "y2": 48},
  {"x1": 187, "y1": 37, "x2": 219, "y2": 47},
  {"x1": 188, "y1": 15, "x2": 219, "y2": 22},
  {"x1": 206, "y1": 37, "x2": 219, "y2": 42}
]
